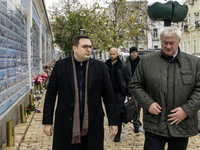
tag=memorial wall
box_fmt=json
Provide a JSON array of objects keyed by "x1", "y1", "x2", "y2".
[
  {"x1": 0, "y1": 0, "x2": 54, "y2": 146},
  {"x1": 0, "y1": 0, "x2": 29, "y2": 115}
]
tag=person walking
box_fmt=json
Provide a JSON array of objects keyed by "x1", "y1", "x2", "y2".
[
  {"x1": 42, "y1": 35, "x2": 118, "y2": 150},
  {"x1": 125, "y1": 46, "x2": 141, "y2": 133},
  {"x1": 105, "y1": 48, "x2": 131, "y2": 142},
  {"x1": 130, "y1": 26, "x2": 200, "y2": 150}
]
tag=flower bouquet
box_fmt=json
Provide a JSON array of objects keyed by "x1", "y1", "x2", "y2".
[
  {"x1": 26, "y1": 104, "x2": 36, "y2": 118},
  {"x1": 33, "y1": 75, "x2": 43, "y2": 92},
  {"x1": 34, "y1": 92, "x2": 41, "y2": 101}
]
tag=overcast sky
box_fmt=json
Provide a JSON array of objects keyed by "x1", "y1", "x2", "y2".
[
  {"x1": 44, "y1": 0, "x2": 63, "y2": 8},
  {"x1": 44, "y1": 0, "x2": 108, "y2": 9},
  {"x1": 44, "y1": 0, "x2": 186, "y2": 9}
]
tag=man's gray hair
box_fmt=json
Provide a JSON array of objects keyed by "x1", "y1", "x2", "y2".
[{"x1": 159, "y1": 27, "x2": 181, "y2": 41}]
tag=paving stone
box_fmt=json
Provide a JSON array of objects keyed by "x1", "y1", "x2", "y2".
[{"x1": 2, "y1": 90, "x2": 200, "y2": 150}]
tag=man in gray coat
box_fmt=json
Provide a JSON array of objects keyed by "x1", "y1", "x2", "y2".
[{"x1": 130, "y1": 27, "x2": 200, "y2": 150}]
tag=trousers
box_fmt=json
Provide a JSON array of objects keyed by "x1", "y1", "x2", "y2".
[
  {"x1": 144, "y1": 131, "x2": 188, "y2": 150},
  {"x1": 72, "y1": 135, "x2": 88, "y2": 150},
  {"x1": 114, "y1": 92, "x2": 125, "y2": 136}
]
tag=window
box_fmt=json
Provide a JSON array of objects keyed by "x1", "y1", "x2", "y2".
[
  {"x1": 194, "y1": 12, "x2": 197, "y2": 23},
  {"x1": 153, "y1": 28, "x2": 158, "y2": 38},
  {"x1": 180, "y1": 22, "x2": 183, "y2": 28},
  {"x1": 189, "y1": 0, "x2": 194, "y2": 5},
  {"x1": 188, "y1": 41, "x2": 191, "y2": 54},
  {"x1": 180, "y1": 42, "x2": 186, "y2": 52},
  {"x1": 154, "y1": 45, "x2": 158, "y2": 48},
  {"x1": 180, "y1": 42, "x2": 183, "y2": 52},
  {"x1": 194, "y1": 40, "x2": 196, "y2": 54},
  {"x1": 184, "y1": 41, "x2": 186, "y2": 53},
  {"x1": 187, "y1": 14, "x2": 190, "y2": 25}
]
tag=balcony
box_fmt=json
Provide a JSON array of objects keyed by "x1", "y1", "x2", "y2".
[{"x1": 152, "y1": 37, "x2": 159, "y2": 41}]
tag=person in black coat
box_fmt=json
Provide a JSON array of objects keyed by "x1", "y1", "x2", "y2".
[
  {"x1": 42, "y1": 35, "x2": 118, "y2": 150},
  {"x1": 105, "y1": 48, "x2": 131, "y2": 142},
  {"x1": 125, "y1": 46, "x2": 141, "y2": 133}
]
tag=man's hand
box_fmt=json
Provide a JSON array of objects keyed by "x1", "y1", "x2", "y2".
[
  {"x1": 109, "y1": 126, "x2": 118, "y2": 137},
  {"x1": 43, "y1": 125, "x2": 53, "y2": 136},
  {"x1": 127, "y1": 97, "x2": 131, "y2": 101},
  {"x1": 148, "y1": 102, "x2": 162, "y2": 115},
  {"x1": 167, "y1": 107, "x2": 187, "y2": 125}
]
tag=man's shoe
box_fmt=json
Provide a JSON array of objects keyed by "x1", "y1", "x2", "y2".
[
  {"x1": 139, "y1": 121, "x2": 142, "y2": 126},
  {"x1": 134, "y1": 127, "x2": 139, "y2": 133},
  {"x1": 114, "y1": 134, "x2": 120, "y2": 142}
]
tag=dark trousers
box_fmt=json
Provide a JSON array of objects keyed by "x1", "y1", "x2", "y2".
[
  {"x1": 72, "y1": 135, "x2": 88, "y2": 150},
  {"x1": 114, "y1": 92, "x2": 125, "y2": 136},
  {"x1": 144, "y1": 131, "x2": 188, "y2": 150}
]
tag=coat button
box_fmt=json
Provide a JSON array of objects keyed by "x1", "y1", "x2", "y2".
[
  {"x1": 69, "y1": 117, "x2": 72, "y2": 121},
  {"x1": 71, "y1": 103, "x2": 73, "y2": 106}
]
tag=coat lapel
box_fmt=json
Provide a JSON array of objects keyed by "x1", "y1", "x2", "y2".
[
  {"x1": 65, "y1": 57, "x2": 75, "y2": 93},
  {"x1": 88, "y1": 59, "x2": 95, "y2": 91}
]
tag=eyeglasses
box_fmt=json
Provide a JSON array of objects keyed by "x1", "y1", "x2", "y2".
[
  {"x1": 162, "y1": 41, "x2": 176, "y2": 46},
  {"x1": 82, "y1": 45, "x2": 92, "y2": 50}
]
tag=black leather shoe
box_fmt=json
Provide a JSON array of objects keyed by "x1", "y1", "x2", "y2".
[
  {"x1": 139, "y1": 121, "x2": 142, "y2": 126},
  {"x1": 134, "y1": 127, "x2": 139, "y2": 133},
  {"x1": 114, "y1": 134, "x2": 120, "y2": 142}
]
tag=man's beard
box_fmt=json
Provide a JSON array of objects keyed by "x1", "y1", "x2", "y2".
[{"x1": 111, "y1": 57, "x2": 117, "y2": 61}]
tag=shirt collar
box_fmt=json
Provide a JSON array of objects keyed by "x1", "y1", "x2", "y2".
[{"x1": 173, "y1": 49, "x2": 179, "y2": 58}]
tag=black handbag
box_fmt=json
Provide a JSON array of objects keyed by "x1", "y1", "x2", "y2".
[{"x1": 121, "y1": 99, "x2": 137, "y2": 124}]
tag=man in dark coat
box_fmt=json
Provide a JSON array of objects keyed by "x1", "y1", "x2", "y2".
[
  {"x1": 105, "y1": 48, "x2": 131, "y2": 142},
  {"x1": 42, "y1": 35, "x2": 118, "y2": 150},
  {"x1": 125, "y1": 46, "x2": 141, "y2": 133}
]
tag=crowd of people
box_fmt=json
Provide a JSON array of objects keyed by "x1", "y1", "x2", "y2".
[{"x1": 42, "y1": 26, "x2": 200, "y2": 150}]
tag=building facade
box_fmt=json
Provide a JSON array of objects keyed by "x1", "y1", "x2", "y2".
[
  {"x1": 147, "y1": 20, "x2": 163, "y2": 49},
  {"x1": 175, "y1": 0, "x2": 200, "y2": 55}
]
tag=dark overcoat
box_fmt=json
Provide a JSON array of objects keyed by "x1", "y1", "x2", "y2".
[{"x1": 42, "y1": 57, "x2": 118, "y2": 150}]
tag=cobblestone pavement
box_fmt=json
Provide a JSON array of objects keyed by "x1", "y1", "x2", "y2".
[{"x1": 2, "y1": 91, "x2": 200, "y2": 150}]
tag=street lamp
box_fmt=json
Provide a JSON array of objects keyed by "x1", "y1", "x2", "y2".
[
  {"x1": 147, "y1": 1, "x2": 188, "y2": 26},
  {"x1": 79, "y1": 29, "x2": 85, "y2": 35}
]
